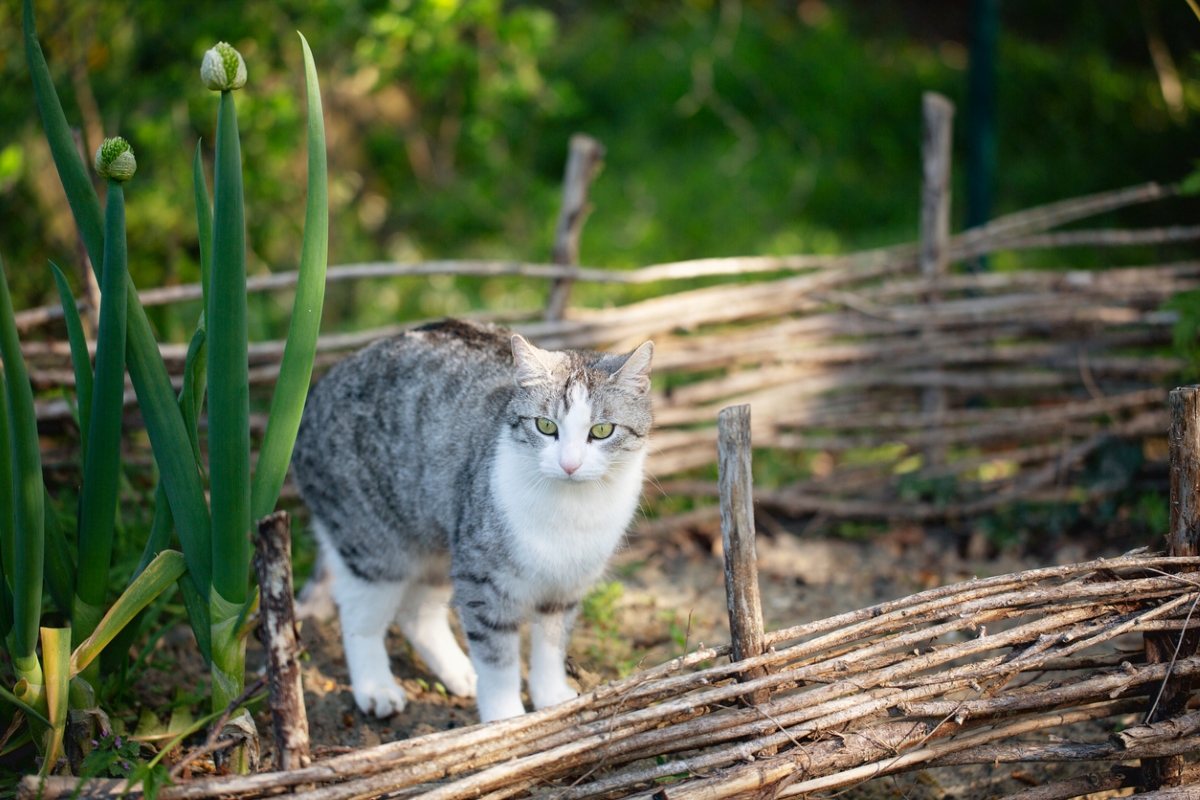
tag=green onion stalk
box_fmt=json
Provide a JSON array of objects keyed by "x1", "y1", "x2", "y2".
[
  {"x1": 24, "y1": 0, "x2": 214, "y2": 635},
  {"x1": 0, "y1": 252, "x2": 44, "y2": 694},
  {"x1": 203, "y1": 41, "x2": 252, "y2": 719},
  {"x1": 72, "y1": 139, "x2": 133, "y2": 674}
]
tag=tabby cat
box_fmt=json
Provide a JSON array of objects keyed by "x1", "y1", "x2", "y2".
[{"x1": 292, "y1": 319, "x2": 654, "y2": 721}]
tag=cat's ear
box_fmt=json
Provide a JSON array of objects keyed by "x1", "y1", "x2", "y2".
[
  {"x1": 511, "y1": 334, "x2": 561, "y2": 387},
  {"x1": 611, "y1": 341, "x2": 654, "y2": 394}
]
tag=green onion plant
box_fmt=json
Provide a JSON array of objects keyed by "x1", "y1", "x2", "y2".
[{"x1": 14, "y1": 0, "x2": 329, "y2": 775}]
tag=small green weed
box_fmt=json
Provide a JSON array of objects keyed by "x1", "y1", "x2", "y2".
[
  {"x1": 78, "y1": 729, "x2": 141, "y2": 779},
  {"x1": 581, "y1": 581, "x2": 624, "y2": 632}
]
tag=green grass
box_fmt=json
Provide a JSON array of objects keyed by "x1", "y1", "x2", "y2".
[{"x1": 3, "y1": 2, "x2": 1199, "y2": 338}]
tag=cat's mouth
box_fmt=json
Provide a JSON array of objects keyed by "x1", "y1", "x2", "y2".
[{"x1": 551, "y1": 467, "x2": 594, "y2": 483}]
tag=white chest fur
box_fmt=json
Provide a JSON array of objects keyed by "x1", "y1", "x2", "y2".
[{"x1": 491, "y1": 437, "x2": 646, "y2": 600}]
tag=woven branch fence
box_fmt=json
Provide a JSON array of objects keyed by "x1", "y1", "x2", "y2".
[
  {"x1": 18, "y1": 95, "x2": 1200, "y2": 800},
  {"x1": 23, "y1": 551, "x2": 1200, "y2": 800},
  {"x1": 21, "y1": 396, "x2": 1200, "y2": 798},
  {"x1": 22, "y1": 171, "x2": 1200, "y2": 522}
]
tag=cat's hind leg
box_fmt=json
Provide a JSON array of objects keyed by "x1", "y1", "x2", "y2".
[
  {"x1": 394, "y1": 574, "x2": 477, "y2": 698},
  {"x1": 323, "y1": 540, "x2": 409, "y2": 717},
  {"x1": 529, "y1": 600, "x2": 580, "y2": 710}
]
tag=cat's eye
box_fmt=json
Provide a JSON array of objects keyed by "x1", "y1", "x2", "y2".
[
  {"x1": 590, "y1": 422, "x2": 614, "y2": 439},
  {"x1": 536, "y1": 417, "x2": 558, "y2": 436}
]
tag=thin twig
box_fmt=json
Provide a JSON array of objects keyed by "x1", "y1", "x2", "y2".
[
  {"x1": 169, "y1": 676, "x2": 267, "y2": 780},
  {"x1": 1144, "y1": 592, "x2": 1200, "y2": 724}
]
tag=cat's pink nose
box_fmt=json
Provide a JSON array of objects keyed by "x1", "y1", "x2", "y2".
[{"x1": 560, "y1": 459, "x2": 580, "y2": 475}]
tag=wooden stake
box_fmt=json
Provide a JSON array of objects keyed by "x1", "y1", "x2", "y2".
[
  {"x1": 919, "y1": 93, "x2": 955, "y2": 282},
  {"x1": 717, "y1": 405, "x2": 770, "y2": 706},
  {"x1": 919, "y1": 92, "x2": 954, "y2": 467},
  {"x1": 543, "y1": 134, "x2": 605, "y2": 322},
  {"x1": 253, "y1": 511, "x2": 311, "y2": 771},
  {"x1": 1145, "y1": 387, "x2": 1200, "y2": 789}
]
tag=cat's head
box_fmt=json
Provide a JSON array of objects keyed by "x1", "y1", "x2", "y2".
[{"x1": 505, "y1": 334, "x2": 654, "y2": 482}]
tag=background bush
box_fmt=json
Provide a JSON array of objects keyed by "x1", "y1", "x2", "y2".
[{"x1": 2, "y1": 0, "x2": 1199, "y2": 341}]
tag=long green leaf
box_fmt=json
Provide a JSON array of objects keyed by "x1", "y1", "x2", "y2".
[
  {"x1": 103, "y1": 314, "x2": 206, "y2": 673},
  {"x1": 0, "y1": 571, "x2": 12, "y2": 646},
  {"x1": 49, "y1": 263, "x2": 93, "y2": 466},
  {"x1": 70, "y1": 551, "x2": 187, "y2": 678},
  {"x1": 208, "y1": 89, "x2": 251, "y2": 607},
  {"x1": 42, "y1": 488, "x2": 75, "y2": 619},
  {"x1": 39, "y1": 627, "x2": 70, "y2": 775},
  {"x1": 75, "y1": 179, "x2": 129, "y2": 648},
  {"x1": 138, "y1": 483, "x2": 177, "y2": 583},
  {"x1": 193, "y1": 144, "x2": 213, "y2": 316},
  {"x1": 125, "y1": 303, "x2": 212, "y2": 598},
  {"x1": 180, "y1": 327, "x2": 207, "y2": 477},
  {"x1": 177, "y1": 572, "x2": 211, "y2": 666},
  {"x1": 23, "y1": 0, "x2": 102, "y2": 270},
  {"x1": 0, "y1": 682, "x2": 51, "y2": 729},
  {"x1": 0, "y1": 357, "x2": 12, "y2": 597},
  {"x1": 24, "y1": 0, "x2": 212, "y2": 600},
  {"x1": 209, "y1": 592, "x2": 244, "y2": 711},
  {"x1": 98, "y1": 479, "x2": 175, "y2": 678},
  {"x1": 251, "y1": 32, "x2": 328, "y2": 521},
  {"x1": 0, "y1": 254, "x2": 44, "y2": 663}
]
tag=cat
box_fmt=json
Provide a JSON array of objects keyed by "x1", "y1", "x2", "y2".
[{"x1": 292, "y1": 319, "x2": 654, "y2": 722}]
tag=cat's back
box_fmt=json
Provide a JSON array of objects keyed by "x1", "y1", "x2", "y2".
[
  {"x1": 293, "y1": 319, "x2": 517, "y2": 559},
  {"x1": 300, "y1": 316, "x2": 517, "y2": 444},
  {"x1": 311, "y1": 317, "x2": 512, "y2": 401}
]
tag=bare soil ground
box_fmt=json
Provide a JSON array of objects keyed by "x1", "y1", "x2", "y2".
[{"x1": 142, "y1": 515, "x2": 1159, "y2": 800}]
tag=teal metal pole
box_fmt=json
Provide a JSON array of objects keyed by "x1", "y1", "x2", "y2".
[{"x1": 966, "y1": 0, "x2": 999, "y2": 271}]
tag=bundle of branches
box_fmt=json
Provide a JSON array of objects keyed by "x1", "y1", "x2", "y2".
[
  {"x1": 26, "y1": 552, "x2": 1200, "y2": 800},
  {"x1": 24, "y1": 180, "x2": 1200, "y2": 518}
]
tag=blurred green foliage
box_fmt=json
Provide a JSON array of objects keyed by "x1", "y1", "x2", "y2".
[{"x1": 2, "y1": 0, "x2": 1200, "y2": 341}]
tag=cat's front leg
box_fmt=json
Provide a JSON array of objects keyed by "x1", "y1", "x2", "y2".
[
  {"x1": 455, "y1": 574, "x2": 525, "y2": 722},
  {"x1": 529, "y1": 599, "x2": 580, "y2": 710}
]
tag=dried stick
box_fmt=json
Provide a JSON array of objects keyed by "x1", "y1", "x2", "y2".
[
  {"x1": 927, "y1": 736, "x2": 1199, "y2": 769},
  {"x1": 1145, "y1": 386, "x2": 1200, "y2": 789},
  {"x1": 919, "y1": 92, "x2": 954, "y2": 467},
  {"x1": 717, "y1": 405, "x2": 769, "y2": 705},
  {"x1": 989, "y1": 224, "x2": 1200, "y2": 251},
  {"x1": 544, "y1": 135, "x2": 605, "y2": 321},
  {"x1": 954, "y1": 180, "x2": 1170, "y2": 253},
  {"x1": 995, "y1": 768, "x2": 1136, "y2": 800},
  {"x1": 167, "y1": 674, "x2": 267, "y2": 781},
  {"x1": 253, "y1": 511, "x2": 311, "y2": 771}
]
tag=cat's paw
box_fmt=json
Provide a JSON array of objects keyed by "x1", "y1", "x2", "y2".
[
  {"x1": 438, "y1": 661, "x2": 478, "y2": 698},
  {"x1": 530, "y1": 681, "x2": 578, "y2": 710},
  {"x1": 477, "y1": 692, "x2": 527, "y2": 722},
  {"x1": 353, "y1": 678, "x2": 409, "y2": 718}
]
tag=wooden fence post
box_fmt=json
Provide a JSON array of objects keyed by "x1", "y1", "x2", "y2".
[
  {"x1": 253, "y1": 511, "x2": 311, "y2": 771},
  {"x1": 543, "y1": 134, "x2": 605, "y2": 322},
  {"x1": 919, "y1": 92, "x2": 954, "y2": 467},
  {"x1": 1144, "y1": 387, "x2": 1200, "y2": 788},
  {"x1": 717, "y1": 404, "x2": 770, "y2": 707}
]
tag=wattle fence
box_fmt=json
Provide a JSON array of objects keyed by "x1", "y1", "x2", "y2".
[{"x1": 21, "y1": 99, "x2": 1200, "y2": 527}]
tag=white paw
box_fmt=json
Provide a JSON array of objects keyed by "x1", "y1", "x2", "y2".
[
  {"x1": 438, "y1": 660, "x2": 478, "y2": 698},
  {"x1": 531, "y1": 681, "x2": 577, "y2": 711},
  {"x1": 353, "y1": 678, "x2": 408, "y2": 718},
  {"x1": 477, "y1": 691, "x2": 527, "y2": 723}
]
